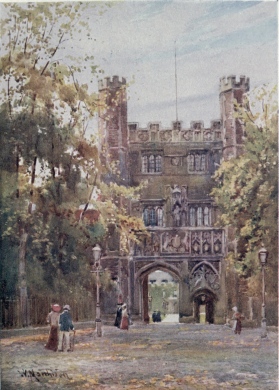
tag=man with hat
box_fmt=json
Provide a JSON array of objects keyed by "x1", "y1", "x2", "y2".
[
  {"x1": 45, "y1": 303, "x2": 61, "y2": 351},
  {"x1": 58, "y1": 305, "x2": 74, "y2": 352}
]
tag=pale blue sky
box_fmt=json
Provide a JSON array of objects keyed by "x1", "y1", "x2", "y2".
[
  {"x1": 1, "y1": 1, "x2": 277, "y2": 128},
  {"x1": 82, "y1": 0, "x2": 277, "y2": 128}
]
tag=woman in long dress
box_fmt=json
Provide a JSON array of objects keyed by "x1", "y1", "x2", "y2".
[
  {"x1": 120, "y1": 303, "x2": 129, "y2": 330},
  {"x1": 45, "y1": 304, "x2": 61, "y2": 351},
  {"x1": 232, "y1": 306, "x2": 243, "y2": 335}
]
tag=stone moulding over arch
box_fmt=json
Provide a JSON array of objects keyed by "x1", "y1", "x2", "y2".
[
  {"x1": 190, "y1": 260, "x2": 219, "y2": 276},
  {"x1": 135, "y1": 260, "x2": 182, "y2": 283},
  {"x1": 189, "y1": 260, "x2": 220, "y2": 295}
]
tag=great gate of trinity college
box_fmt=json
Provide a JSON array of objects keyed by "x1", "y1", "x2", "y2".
[{"x1": 97, "y1": 74, "x2": 249, "y2": 324}]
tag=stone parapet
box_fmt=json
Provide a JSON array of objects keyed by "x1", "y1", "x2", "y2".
[
  {"x1": 219, "y1": 75, "x2": 250, "y2": 93},
  {"x1": 128, "y1": 120, "x2": 222, "y2": 144},
  {"x1": 98, "y1": 75, "x2": 126, "y2": 91}
]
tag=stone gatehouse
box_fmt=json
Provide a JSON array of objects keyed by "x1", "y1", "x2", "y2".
[{"x1": 98, "y1": 74, "x2": 250, "y2": 324}]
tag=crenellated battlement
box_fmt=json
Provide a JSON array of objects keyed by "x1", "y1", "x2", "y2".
[
  {"x1": 98, "y1": 75, "x2": 126, "y2": 91},
  {"x1": 128, "y1": 119, "x2": 222, "y2": 144},
  {"x1": 219, "y1": 74, "x2": 250, "y2": 93}
]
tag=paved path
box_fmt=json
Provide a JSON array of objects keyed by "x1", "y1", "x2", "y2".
[
  {"x1": 162, "y1": 314, "x2": 179, "y2": 322},
  {"x1": 1, "y1": 322, "x2": 278, "y2": 390}
]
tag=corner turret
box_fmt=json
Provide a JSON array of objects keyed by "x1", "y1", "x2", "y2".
[
  {"x1": 98, "y1": 76, "x2": 128, "y2": 183},
  {"x1": 219, "y1": 75, "x2": 250, "y2": 160}
]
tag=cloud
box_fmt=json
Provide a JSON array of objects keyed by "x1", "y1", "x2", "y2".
[{"x1": 62, "y1": 1, "x2": 277, "y2": 126}]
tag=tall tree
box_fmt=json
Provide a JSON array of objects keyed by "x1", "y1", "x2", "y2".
[
  {"x1": 211, "y1": 85, "x2": 278, "y2": 297},
  {"x1": 0, "y1": 3, "x2": 147, "y2": 326}
]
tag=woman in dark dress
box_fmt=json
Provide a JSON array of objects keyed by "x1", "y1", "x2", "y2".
[{"x1": 114, "y1": 303, "x2": 122, "y2": 328}]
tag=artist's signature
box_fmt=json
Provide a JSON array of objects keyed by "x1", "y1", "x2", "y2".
[{"x1": 18, "y1": 368, "x2": 71, "y2": 382}]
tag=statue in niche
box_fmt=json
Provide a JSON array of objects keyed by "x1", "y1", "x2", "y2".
[
  {"x1": 172, "y1": 203, "x2": 181, "y2": 227},
  {"x1": 181, "y1": 209, "x2": 187, "y2": 226},
  {"x1": 153, "y1": 234, "x2": 160, "y2": 254},
  {"x1": 181, "y1": 231, "x2": 190, "y2": 252},
  {"x1": 172, "y1": 185, "x2": 181, "y2": 203},
  {"x1": 181, "y1": 186, "x2": 187, "y2": 203}
]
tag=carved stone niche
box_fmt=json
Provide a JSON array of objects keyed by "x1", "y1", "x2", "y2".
[
  {"x1": 189, "y1": 263, "x2": 220, "y2": 292},
  {"x1": 213, "y1": 231, "x2": 223, "y2": 254},
  {"x1": 171, "y1": 156, "x2": 181, "y2": 166}
]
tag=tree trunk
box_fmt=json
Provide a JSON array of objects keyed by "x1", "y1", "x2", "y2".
[{"x1": 19, "y1": 230, "x2": 29, "y2": 327}]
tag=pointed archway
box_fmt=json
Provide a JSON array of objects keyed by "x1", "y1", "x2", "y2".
[
  {"x1": 135, "y1": 261, "x2": 182, "y2": 323},
  {"x1": 193, "y1": 289, "x2": 217, "y2": 324}
]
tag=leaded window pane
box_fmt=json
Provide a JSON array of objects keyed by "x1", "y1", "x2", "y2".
[
  {"x1": 195, "y1": 154, "x2": 201, "y2": 171},
  {"x1": 143, "y1": 208, "x2": 149, "y2": 226},
  {"x1": 149, "y1": 155, "x2": 155, "y2": 173},
  {"x1": 142, "y1": 156, "x2": 148, "y2": 173},
  {"x1": 155, "y1": 155, "x2": 162, "y2": 172},
  {"x1": 149, "y1": 208, "x2": 156, "y2": 226},
  {"x1": 197, "y1": 207, "x2": 202, "y2": 226},
  {"x1": 204, "y1": 207, "x2": 210, "y2": 226},
  {"x1": 190, "y1": 207, "x2": 195, "y2": 226},
  {"x1": 201, "y1": 154, "x2": 206, "y2": 171},
  {"x1": 187, "y1": 154, "x2": 194, "y2": 171},
  {"x1": 157, "y1": 207, "x2": 163, "y2": 226}
]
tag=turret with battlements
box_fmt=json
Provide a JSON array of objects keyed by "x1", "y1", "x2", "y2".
[
  {"x1": 219, "y1": 75, "x2": 250, "y2": 160},
  {"x1": 98, "y1": 76, "x2": 128, "y2": 183}
]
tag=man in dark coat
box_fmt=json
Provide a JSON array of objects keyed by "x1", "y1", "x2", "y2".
[
  {"x1": 57, "y1": 305, "x2": 74, "y2": 352},
  {"x1": 114, "y1": 303, "x2": 123, "y2": 328}
]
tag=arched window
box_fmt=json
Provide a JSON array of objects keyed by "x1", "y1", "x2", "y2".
[
  {"x1": 155, "y1": 155, "x2": 162, "y2": 172},
  {"x1": 149, "y1": 208, "x2": 156, "y2": 226},
  {"x1": 197, "y1": 207, "x2": 203, "y2": 226},
  {"x1": 157, "y1": 207, "x2": 163, "y2": 226},
  {"x1": 195, "y1": 154, "x2": 201, "y2": 171},
  {"x1": 143, "y1": 208, "x2": 149, "y2": 226},
  {"x1": 190, "y1": 207, "x2": 196, "y2": 226},
  {"x1": 142, "y1": 156, "x2": 148, "y2": 173},
  {"x1": 149, "y1": 155, "x2": 155, "y2": 173},
  {"x1": 204, "y1": 207, "x2": 210, "y2": 226},
  {"x1": 201, "y1": 154, "x2": 206, "y2": 171}
]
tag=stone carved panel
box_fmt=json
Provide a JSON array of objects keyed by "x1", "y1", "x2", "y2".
[
  {"x1": 182, "y1": 130, "x2": 193, "y2": 141},
  {"x1": 203, "y1": 130, "x2": 212, "y2": 141},
  {"x1": 191, "y1": 232, "x2": 201, "y2": 254},
  {"x1": 202, "y1": 232, "x2": 211, "y2": 254},
  {"x1": 213, "y1": 231, "x2": 222, "y2": 254},
  {"x1": 162, "y1": 232, "x2": 190, "y2": 253},
  {"x1": 137, "y1": 131, "x2": 149, "y2": 142},
  {"x1": 171, "y1": 157, "x2": 181, "y2": 166},
  {"x1": 134, "y1": 232, "x2": 160, "y2": 257},
  {"x1": 189, "y1": 263, "x2": 220, "y2": 292},
  {"x1": 159, "y1": 130, "x2": 172, "y2": 142}
]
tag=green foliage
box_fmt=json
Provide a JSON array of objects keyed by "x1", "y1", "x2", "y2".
[
  {"x1": 0, "y1": 2, "x2": 147, "y2": 303},
  {"x1": 211, "y1": 85, "x2": 278, "y2": 295}
]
